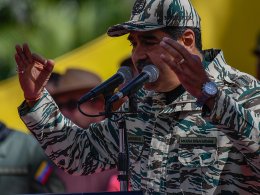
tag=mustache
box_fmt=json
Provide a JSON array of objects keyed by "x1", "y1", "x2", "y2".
[{"x1": 135, "y1": 60, "x2": 153, "y2": 72}]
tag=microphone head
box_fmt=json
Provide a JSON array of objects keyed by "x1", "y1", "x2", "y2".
[
  {"x1": 142, "y1": 65, "x2": 159, "y2": 82},
  {"x1": 117, "y1": 66, "x2": 133, "y2": 83}
]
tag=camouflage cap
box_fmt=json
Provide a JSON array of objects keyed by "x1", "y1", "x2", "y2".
[{"x1": 107, "y1": 0, "x2": 201, "y2": 37}]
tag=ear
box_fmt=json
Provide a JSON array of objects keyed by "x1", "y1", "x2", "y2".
[{"x1": 178, "y1": 29, "x2": 196, "y2": 53}]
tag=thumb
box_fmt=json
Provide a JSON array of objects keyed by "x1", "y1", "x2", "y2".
[{"x1": 45, "y1": 59, "x2": 55, "y2": 72}]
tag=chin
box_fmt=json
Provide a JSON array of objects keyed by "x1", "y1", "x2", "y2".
[{"x1": 144, "y1": 83, "x2": 159, "y2": 92}]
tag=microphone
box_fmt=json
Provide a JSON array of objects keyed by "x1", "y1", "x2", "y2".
[
  {"x1": 78, "y1": 66, "x2": 133, "y2": 104},
  {"x1": 107, "y1": 65, "x2": 159, "y2": 104}
]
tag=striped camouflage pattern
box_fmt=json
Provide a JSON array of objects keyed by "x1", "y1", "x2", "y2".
[
  {"x1": 19, "y1": 49, "x2": 260, "y2": 194},
  {"x1": 107, "y1": 0, "x2": 201, "y2": 37}
]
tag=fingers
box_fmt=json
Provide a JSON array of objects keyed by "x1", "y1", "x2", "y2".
[
  {"x1": 160, "y1": 37, "x2": 203, "y2": 71},
  {"x1": 15, "y1": 44, "x2": 27, "y2": 75},
  {"x1": 32, "y1": 53, "x2": 55, "y2": 72},
  {"x1": 160, "y1": 53, "x2": 183, "y2": 74},
  {"x1": 160, "y1": 39, "x2": 184, "y2": 64},
  {"x1": 45, "y1": 59, "x2": 55, "y2": 72},
  {"x1": 161, "y1": 37, "x2": 191, "y2": 60},
  {"x1": 15, "y1": 44, "x2": 28, "y2": 69},
  {"x1": 15, "y1": 43, "x2": 55, "y2": 75},
  {"x1": 32, "y1": 53, "x2": 46, "y2": 65},
  {"x1": 15, "y1": 43, "x2": 34, "y2": 73},
  {"x1": 23, "y1": 43, "x2": 33, "y2": 64},
  {"x1": 160, "y1": 37, "x2": 210, "y2": 88},
  {"x1": 14, "y1": 53, "x2": 25, "y2": 74},
  {"x1": 160, "y1": 41, "x2": 181, "y2": 70}
]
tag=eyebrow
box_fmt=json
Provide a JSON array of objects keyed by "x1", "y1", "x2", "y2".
[
  {"x1": 127, "y1": 34, "x2": 159, "y2": 42},
  {"x1": 140, "y1": 34, "x2": 158, "y2": 40}
]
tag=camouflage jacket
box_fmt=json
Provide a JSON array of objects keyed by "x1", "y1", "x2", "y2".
[{"x1": 19, "y1": 49, "x2": 260, "y2": 195}]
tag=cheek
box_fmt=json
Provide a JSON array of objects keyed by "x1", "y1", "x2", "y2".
[
  {"x1": 82, "y1": 102, "x2": 104, "y2": 114},
  {"x1": 62, "y1": 110, "x2": 77, "y2": 120},
  {"x1": 148, "y1": 48, "x2": 168, "y2": 65}
]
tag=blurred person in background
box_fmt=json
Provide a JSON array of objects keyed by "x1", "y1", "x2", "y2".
[
  {"x1": 49, "y1": 68, "x2": 105, "y2": 128},
  {"x1": 45, "y1": 72, "x2": 61, "y2": 95},
  {"x1": 0, "y1": 121, "x2": 65, "y2": 195},
  {"x1": 46, "y1": 68, "x2": 118, "y2": 193}
]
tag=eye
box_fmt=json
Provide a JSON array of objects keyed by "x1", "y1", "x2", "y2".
[{"x1": 143, "y1": 40, "x2": 158, "y2": 46}]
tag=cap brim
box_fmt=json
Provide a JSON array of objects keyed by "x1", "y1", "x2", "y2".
[
  {"x1": 51, "y1": 87, "x2": 92, "y2": 98},
  {"x1": 107, "y1": 21, "x2": 165, "y2": 37}
]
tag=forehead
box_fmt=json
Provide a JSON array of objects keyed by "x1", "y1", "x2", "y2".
[{"x1": 128, "y1": 29, "x2": 168, "y2": 41}]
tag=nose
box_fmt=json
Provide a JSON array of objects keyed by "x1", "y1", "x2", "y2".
[{"x1": 132, "y1": 45, "x2": 148, "y2": 72}]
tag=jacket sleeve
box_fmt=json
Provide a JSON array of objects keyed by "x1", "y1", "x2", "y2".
[
  {"x1": 19, "y1": 90, "x2": 119, "y2": 176},
  {"x1": 203, "y1": 78, "x2": 260, "y2": 171}
]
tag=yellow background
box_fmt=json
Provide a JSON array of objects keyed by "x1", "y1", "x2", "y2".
[{"x1": 0, "y1": 0, "x2": 259, "y2": 132}]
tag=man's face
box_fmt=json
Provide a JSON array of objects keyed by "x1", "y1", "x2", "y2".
[
  {"x1": 128, "y1": 30, "x2": 181, "y2": 92},
  {"x1": 54, "y1": 90, "x2": 104, "y2": 128}
]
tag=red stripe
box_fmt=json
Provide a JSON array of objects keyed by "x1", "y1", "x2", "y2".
[{"x1": 41, "y1": 166, "x2": 53, "y2": 184}]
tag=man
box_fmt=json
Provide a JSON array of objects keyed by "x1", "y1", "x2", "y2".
[
  {"x1": 0, "y1": 121, "x2": 65, "y2": 194},
  {"x1": 45, "y1": 72, "x2": 61, "y2": 95},
  {"x1": 15, "y1": 0, "x2": 259, "y2": 194},
  {"x1": 46, "y1": 68, "x2": 118, "y2": 192},
  {"x1": 49, "y1": 68, "x2": 105, "y2": 128}
]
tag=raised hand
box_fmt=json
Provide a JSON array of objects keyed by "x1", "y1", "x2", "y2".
[
  {"x1": 15, "y1": 43, "x2": 54, "y2": 103},
  {"x1": 160, "y1": 37, "x2": 210, "y2": 99}
]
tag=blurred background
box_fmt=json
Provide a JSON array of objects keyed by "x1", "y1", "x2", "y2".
[
  {"x1": 0, "y1": 0, "x2": 133, "y2": 80},
  {"x1": 0, "y1": 0, "x2": 260, "y2": 132}
]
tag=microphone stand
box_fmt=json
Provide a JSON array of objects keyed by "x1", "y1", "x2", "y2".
[
  {"x1": 117, "y1": 119, "x2": 129, "y2": 191},
  {"x1": 104, "y1": 92, "x2": 128, "y2": 190},
  {"x1": 105, "y1": 94, "x2": 138, "y2": 192},
  {"x1": 103, "y1": 108, "x2": 128, "y2": 191},
  {"x1": 105, "y1": 93, "x2": 128, "y2": 191},
  {"x1": 104, "y1": 92, "x2": 113, "y2": 118},
  {"x1": 117, "y1": 93, "x2": 138, "y2": 191}
]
